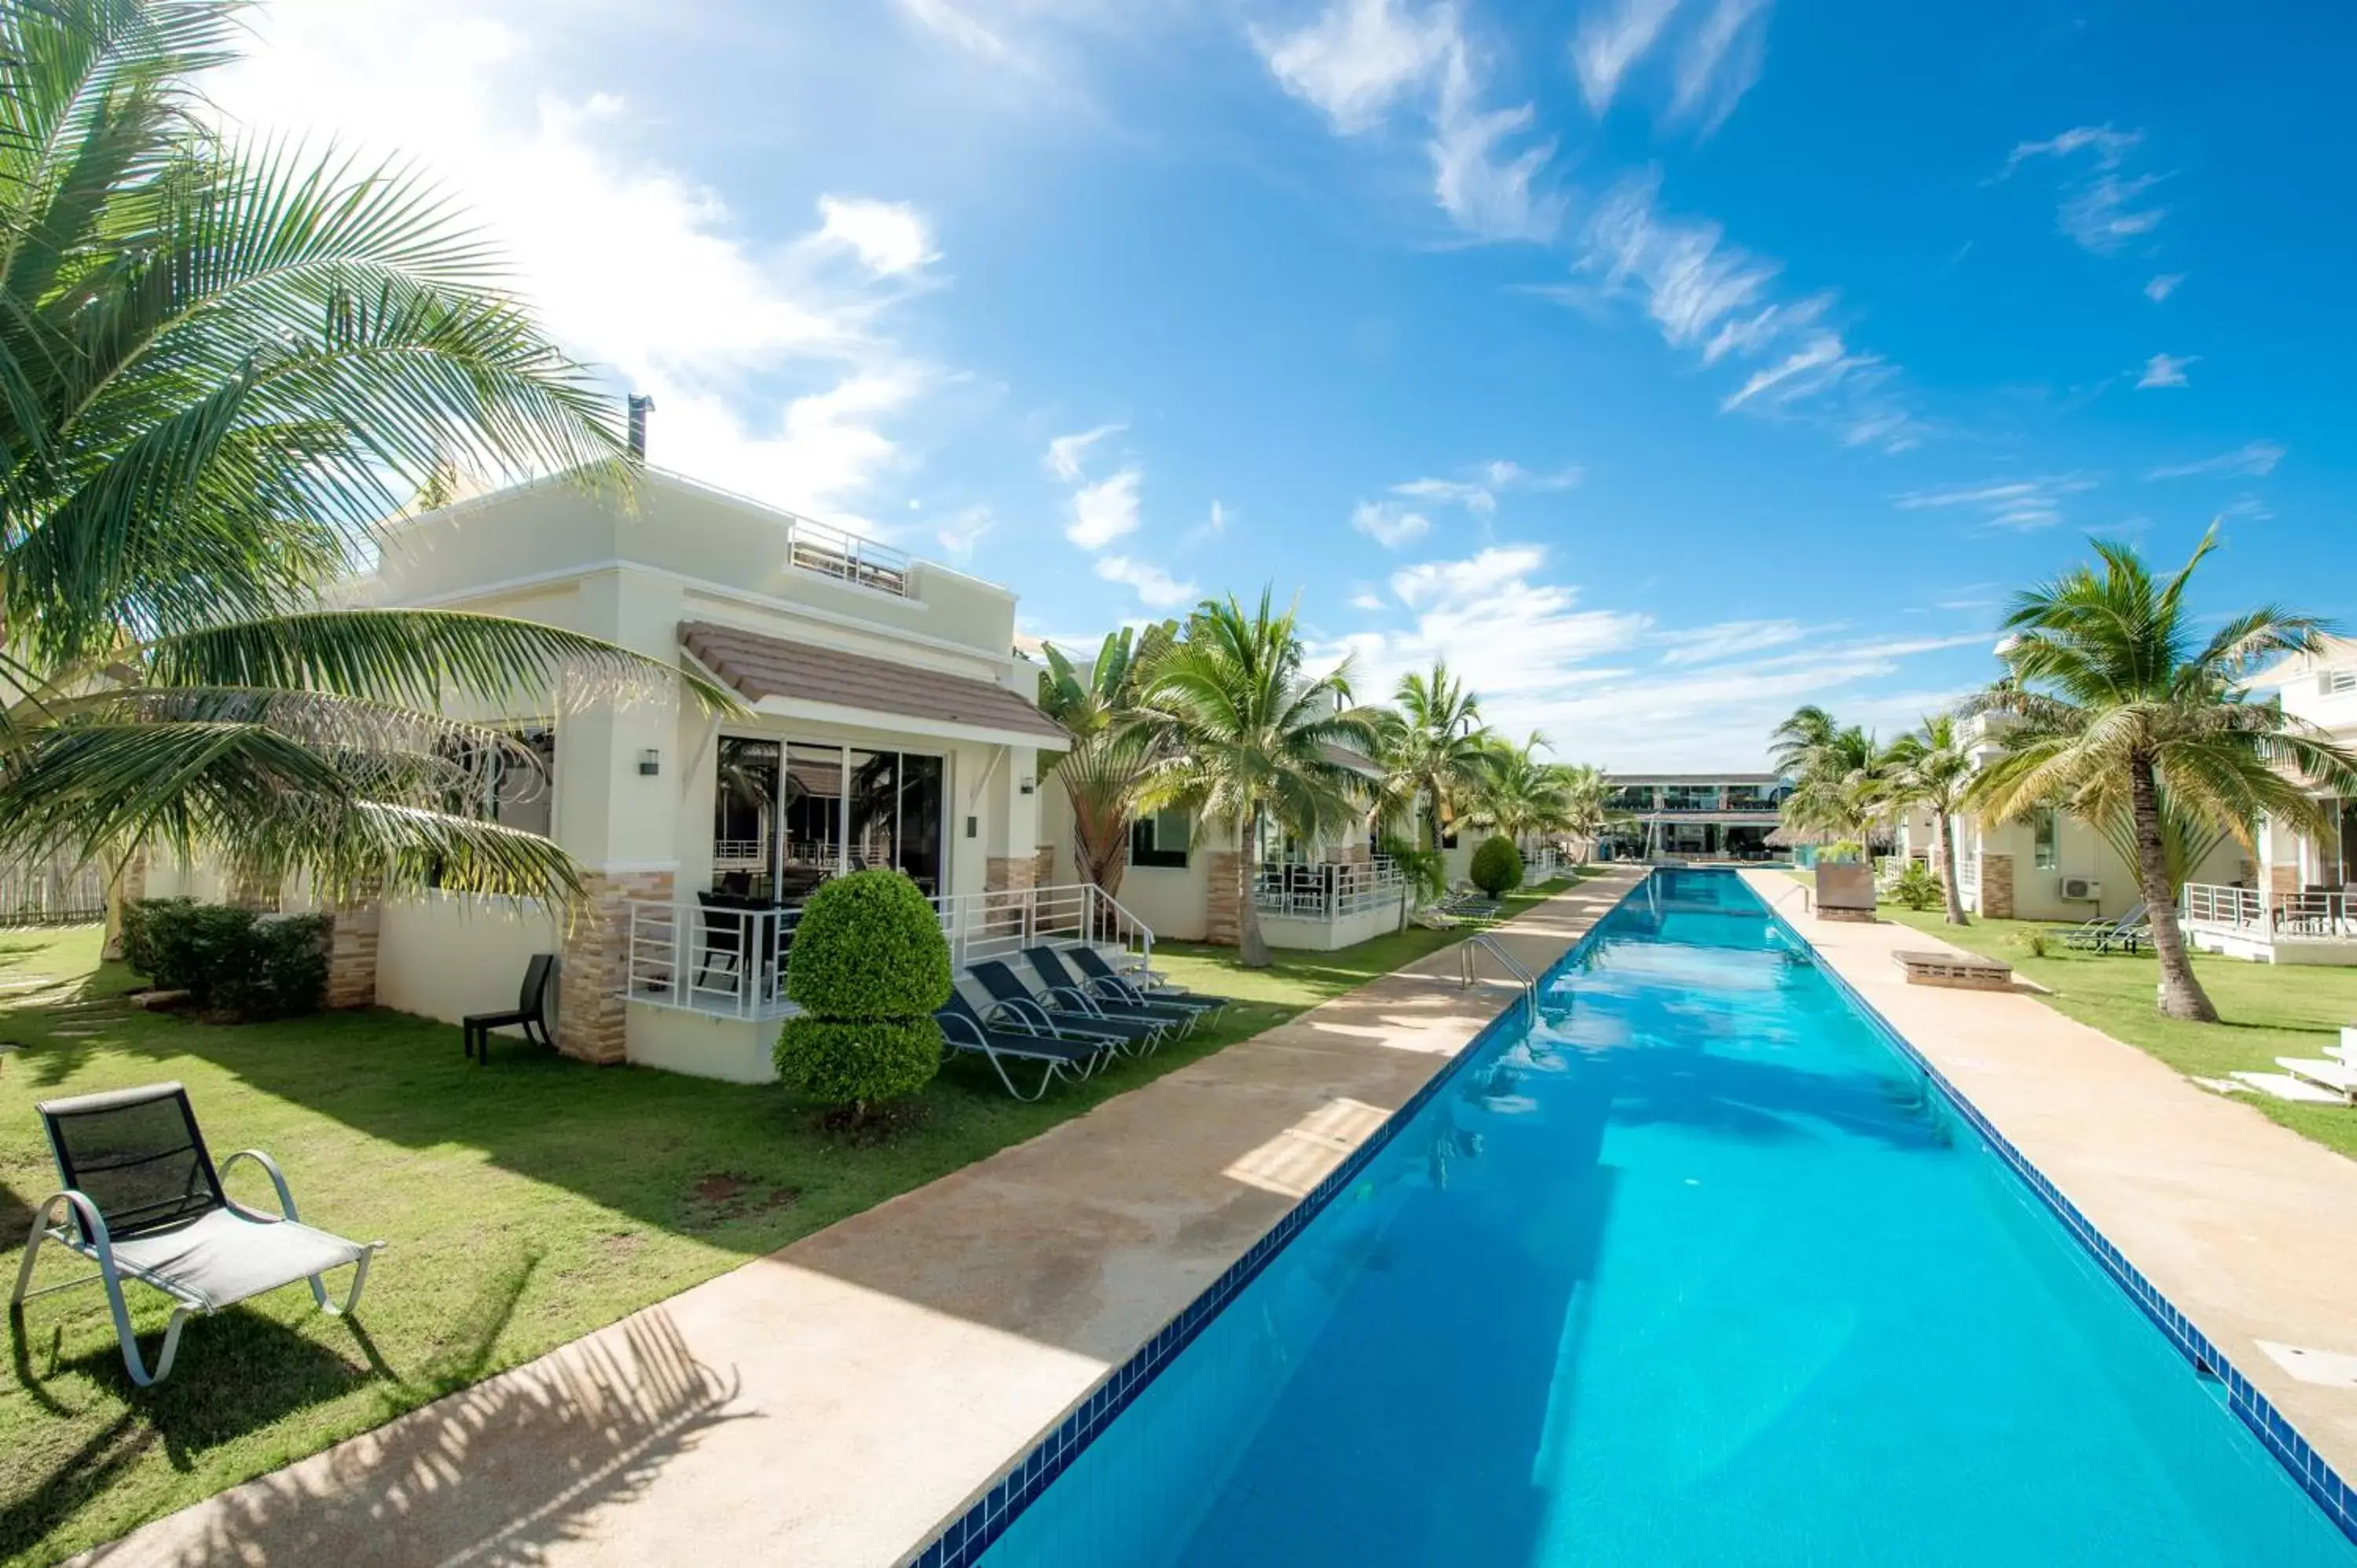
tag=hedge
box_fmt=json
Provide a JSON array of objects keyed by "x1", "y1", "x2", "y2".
[{"x1": 121, "y1": 899, "x2": 333, "y2": 1020}]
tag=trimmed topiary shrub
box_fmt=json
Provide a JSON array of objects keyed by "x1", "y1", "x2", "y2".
[
  {"x1": 774, "y1": 870, "x2": 951, "y2": 1115},
  {"x1": 120, "y1": 899, "x2": 332, "y2": 1020},
  {"x1": 1469, "y1": 835, "x2": 1524, "y2": 897}
]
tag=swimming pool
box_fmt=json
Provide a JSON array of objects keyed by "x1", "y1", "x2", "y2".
[{"x1": 951, "y1": 870, "x2": 2355, "y2": 1566}]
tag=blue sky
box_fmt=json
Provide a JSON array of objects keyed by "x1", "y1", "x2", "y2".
[{"x1": 214, "y1": 0, "x2": 2356, "y2": 767}]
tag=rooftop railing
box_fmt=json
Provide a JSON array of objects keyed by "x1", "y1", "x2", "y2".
[{"x1": 783, "y1": 516, "x2": 913, "y2": 599}]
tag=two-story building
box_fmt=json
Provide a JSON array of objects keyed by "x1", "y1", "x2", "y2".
[{"x1": 1598, "y1": 774, "x2": 1789, "y2": 861}]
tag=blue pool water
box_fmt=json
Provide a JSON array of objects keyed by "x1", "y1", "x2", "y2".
[{"x1": 970, "y1": 870, "x2": 2355, "y2": 1567}]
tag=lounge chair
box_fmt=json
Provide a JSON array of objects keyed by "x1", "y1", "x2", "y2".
[
  {"x1": 936, "y1": 991, "x2": 1107, "y2": 1101},
  {"x1": 463, "y1": 953, "x2": 555, "y2": 1064},
  {"x1": 1062, "y1": 945, "x2": 1229, "y2": 1022},
  {"x1": 12, "y1": 1083, "x2": 381, "y2": 1386},
  {"x1": 1023, "y1": 946, "x2": 1213, "y2": 1034},
  {"x1": 1439, "y1": 889, "x2": 1502, "y2": 923},
  {"x1": 966, "y1": 960, "x2": 1170, "y2": 1053},
  {"x1": 2060, "y1": 903, "x2": 2147, "y2": 954}
]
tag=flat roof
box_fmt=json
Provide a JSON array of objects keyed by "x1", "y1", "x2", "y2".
[{"x1": 1606, "y1": 772, "x2": 1787, "y2": 786}]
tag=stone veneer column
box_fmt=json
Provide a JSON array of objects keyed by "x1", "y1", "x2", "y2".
[
  {"x1": 1204, "y1": 851, "x2": 1243, "y2": 947},
  {"x1": 1032, "y1": 846, "x2": 1057, "y2": 888},
  {"x1": 558, "y1": 869, "x2": 673, "y2": 1065},
  {"x1": 2268, "y1": 861, "x2": 2302, "y2": 904},
  {"x1": 1978, "y1": 852, "x2": 2014, "y2": 920},
  {"x1": 324, "y1": 904, "x2": 381, "y2": 1009}
]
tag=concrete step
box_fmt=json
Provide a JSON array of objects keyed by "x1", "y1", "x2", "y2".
[{"x1": 2233, "y1": 1071, "x2": 2352, "y2": 1105}]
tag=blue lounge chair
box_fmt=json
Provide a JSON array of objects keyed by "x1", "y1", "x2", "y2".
[
  {"x1": 1039, "y1": 945, "x2": 1226, "y2": 1028},
  {"x1": 935, "y1": 991, "x2": 1107, "y2": 1101},
  {"x1": 967, "y1": 960, "x2": 1169, "y2": 1053}
]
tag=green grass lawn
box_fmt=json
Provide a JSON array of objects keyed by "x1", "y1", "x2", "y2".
[
  {"x1": 1877, "y1": 903, "x2": 2357, "y2": 1159},
  {"x1": 0, "y1": 877, "x2": 1575, "y2": 1566}
]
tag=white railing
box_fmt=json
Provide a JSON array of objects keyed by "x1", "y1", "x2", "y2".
[
  {"x1": 1253, "y1": 856, "x2": 1407, "y2": 920},
  {"x1": 2273, "y1": 889, "x2": 2355, "y2": 939},
  {"x1": 625, "y1": 881, "x2": 1154, "y2": 1020},
  {"x1": 783, "y1": 517, "x2": 912, "y2": 598},
  {"x1": 1956, "y1": 857, "x2": 1979, "y2": 895},
  {"x1": 2182, "y1": 882, "x2": 2265, "y2": 932}
]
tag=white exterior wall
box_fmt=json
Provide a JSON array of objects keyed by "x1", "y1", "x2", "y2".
[{"x1": 376, "y1": 894, "x2": 560, "y2": 1026}]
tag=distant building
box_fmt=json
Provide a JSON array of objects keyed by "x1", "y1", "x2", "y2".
[{"x1": 1600, "y1": 773, "x2": 1791, "y2": 860}]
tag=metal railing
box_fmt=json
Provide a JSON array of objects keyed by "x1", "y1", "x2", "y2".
[
  {"x1": 625, "y1": 881, "x2": 1154, "y2": 1019},
  {"x1": 1252, "y1": 856, "x2": 1406, "y2": 919},
  {"x1": 0, "y1": 857, "x2": 108, "y2": 927},
  {"x1": 2182, "y1": 882, "x2": 2264, "y2": 931},
  {"x1": 783, "y1": 517, "x2": 912, "y2": 598},
  {"x1": 1459, "y1": 932, "x2": 1536, "y2": 1006},
  {"x1": 1956, "y1": 856, "x2": 1979, "y2": 895},
  {"x1": 2271, "y1": 888, "x2": 2354, "y2": 939}
]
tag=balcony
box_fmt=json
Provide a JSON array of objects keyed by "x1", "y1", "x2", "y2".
[
  {"x1": 2181, "y1": 883, "x2": 2357, "y2": 966},
  {"x1": 625, "y1": 881, "x2": 1154, "y2": 1020},
  {"x1": 1252, "y1": 858, "x2": 1409, "y2": 951}
]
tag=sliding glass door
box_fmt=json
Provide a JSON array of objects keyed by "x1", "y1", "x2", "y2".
[{"x1": 713, "y1": 737, "x2": 944, "y2": 899}]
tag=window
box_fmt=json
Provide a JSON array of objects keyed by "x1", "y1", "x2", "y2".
[
  {"x1": 717, "y1": 739, "x2": 946, "y2": 899},
  {"x1": 1130, "y1": 808, "x2": 1191, "y2": 869},
  {"x1": 2322, "y1": 667, "x2": 2357, "y2": 697},
  {"x1": 2033, "y1": 808, "x2": 2059, "y2": 871},
  {"x1": 442, "y1": 723, "x2": 555, "y2": 836}
]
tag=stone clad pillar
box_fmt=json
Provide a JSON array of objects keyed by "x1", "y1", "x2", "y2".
[
  {"x1": 1978, "y1": 852, "x2": 2014, "y2": 920},
  {"x1": 558, "y1": 868, "x2": 673, "y2": 1064},
  {"x1": 1204, "y1": 851, "x2": 1242, "y2": 947},
  {"x1": 324, "y1": 905, "x2": 381, "y2": 1009}
]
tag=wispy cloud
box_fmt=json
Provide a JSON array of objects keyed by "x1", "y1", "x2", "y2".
[
  {"x1": 1391, "y1": 458, "x2": 1579, "y2": 518},
  {"x1": 1567, "y1": 174, "x2": 1915, "y2": 449},
  {"x1": 1043, "y1": 423, "x2": 1123, "y2": 482},
  {"x1": 2135, "y1": 352, "x2": 2195, "y2": 390},
  {"x1": 1254, "y1": 0, "x2": 1560, "y2": 244},
  {"x1": 1893, "y1": 474, "x2": 2100, "y2": 532},
  {"x1": 933, "y1": 504, "x2": 994, "y2": 560},
  {"x1": 1094, "y1": 553, "x2": 1197, "y2": 608},
  {"x1": 2001, "y1": 123, "x2": 2171, "y2": 256},
  {"x1": 1572, "y1": 0, "x2": 1682, "y2": 115},
  {"x1": 815, "y1": 196, "x2": 937, "y2": 276},
  {"x1": 1671, "y1": 0, "x2": 1772, "y2": 136},
  {"x1": 1571, "y1": 0, "x2": 1772, "y2": 134},
  {"x1": 1351, "y1": 500, "x2": 1434, "y2": 548},
  {"x1": 1656, "y1": 617, "x2": 1809, "y2": 665},
  {"x1": 2144, "y1": 272, "x2": 2184, "y2": 303},
  {"x1": 2146, "y1": 440, "x2": 2285, "y2": 481},
  {"x1": 1068, "y1": 468, "x2": 1142, "y2": 548}
]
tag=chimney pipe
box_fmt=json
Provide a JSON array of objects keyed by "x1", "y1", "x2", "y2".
[{"x1": 626, "y1": 394, "x2": 654, "y2": 460}]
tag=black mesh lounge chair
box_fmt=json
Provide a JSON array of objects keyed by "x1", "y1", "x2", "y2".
[
  {"x1": 936, "y1": 991, "x2": 1106, "y2": 1101},
  {"x1": 12, "y1": 1083, "x2": 380, "y2": 1386},
  {"x1": 966, "y1": 961, "x2": 1168, "y2": 1053},
  {"x1": 464, "y1": 953, "x2": 556, "y2": 1064},
  {"x1": 1061, "y1": 945, "x2": 1228, "y2": 1021},
  {"x1": 1025, "y1": 947, "x2": 1212, "y2": 1033}
]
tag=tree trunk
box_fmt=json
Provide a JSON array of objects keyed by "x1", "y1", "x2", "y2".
[
  {"x1": 2132, "y1": 753, "x2": 2216, "y2": 1022},
  {"x1": 1936, "y1": 807, "x2": 1968, "y2": 925},
  {"x1": 1238, "y1": 808, "x2": 1271, "y2": 969}
]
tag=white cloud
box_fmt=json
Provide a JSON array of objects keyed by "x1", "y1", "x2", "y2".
[
  {"x1": 1043, "y1": 423, "x2": 1124, "y2": 482},
  {"x1": 1067, "y1": 468, "x2": 1142, "y2": 548},
  {"x1": 1254, "y1": 0, "x2": 1453, "y2": 134},
  {"x1": 815, "y1": 196, "x2": 937, "y2": 276},
  {"x1": 2001, "y1": 123, "x2": 2170, "y2": 257},
  {"x1": 2144, "y1": 272, "x2": 2184, "y2": 303},
  {"x1": 1391, "y1": 458, "x2": 1579, "y2": 518},
  {"x1": 1571, "y1": 174, "x2": 1913, "y2": 447},
  {"x1": 2136, "y1": 352, "x2": 2195, "y2": 390},
  {"x1": 1572, "y1": 0, "x2": 1681, "y2": 115},
  {"x1": 1893, "y1": 474, "x2": 2100, "y2": 533},
  {"x1": 1094, "y1": 554, "x2": 1197, "y2": 609},
  {"x1": 933, "y1": 504, "x2": 994, "y2": 560},
  {"x1": 1207, "y1": 499, "x2": 1227, "y2": 534},
  {"x1": 1670, "y1": 0, "x2": 1771, "y2": 135},
  {"x1": 2146, "y1": 441, "x2": 2285, "y2": 481},
  {"x1": 207, "y1": 0, "x2": 946, "y2": 523},
  {"x1": 1255, "y1": 1, "x2": 1557, "y2": 245},
  {"x1": 1351, "y1": 500, "x2": 1433, "y2": 548},
  {"x1": 1656, "y1": 618, "x2": 1809, "y2": 665}
]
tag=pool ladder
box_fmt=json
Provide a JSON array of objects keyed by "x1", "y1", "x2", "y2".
[{"x1": 1460, "y1": 932, "x2": 1538, "y2": 1007}]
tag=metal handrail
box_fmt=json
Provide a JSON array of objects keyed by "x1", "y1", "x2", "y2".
[{"x1": 1459, "y1": 932, "x2": 1536, "y2": 1006}]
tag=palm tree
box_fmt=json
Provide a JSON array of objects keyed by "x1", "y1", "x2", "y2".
[
  {"x1": 1373, "y1": 661, "x2": 1494, "y2": 853},
  {"x1": 1879, "y1": 715, "x2": 1974, "y2": 925},
  {"x1": 1772, "y1": 709, "x2": 1889, "y2": 862},
  {"x1": 1553, "y1": 763, "x2": 1615, "y2": 862},
  {"x1": 1965, "y1": 529, "x2": 2357, "y2": 1021},
  {"x1": 1464, "y1": 733, "x2": 1574, "y2": 844},
  {"x1": 1136, "y1": 592, "x2": 1376, "y2": 968},
  {"x1": 0, "y1": 0, "x2": 732, "y2": 914},
  {"x1": 1036, "y1": 622, "x2": 1176, "y2": 897}
]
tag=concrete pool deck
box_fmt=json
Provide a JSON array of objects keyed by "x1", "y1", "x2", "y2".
[
  {"x1": 76, "y1": 869, "x2": 1642, "y2": 1568},
  {"x1": 1743, "y1": 870, "x2": 2357, "y2": 1495}
]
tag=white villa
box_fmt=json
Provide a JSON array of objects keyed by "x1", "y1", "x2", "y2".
[{"x1": 141, "y1": 465, "x2": 1150, "y2": 1080}]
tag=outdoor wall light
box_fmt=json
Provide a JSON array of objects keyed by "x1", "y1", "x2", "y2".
[
  {"x1": 1019, "y1": 775, "x2": 1035, "y2": 795},
  {"x1": 639, "y1": 748, "x2": 662, "y2": 776}
]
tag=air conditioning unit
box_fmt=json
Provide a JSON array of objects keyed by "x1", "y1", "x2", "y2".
[{"x1": 2060, "y1": 877, "x2": 2100, "y2": 902}]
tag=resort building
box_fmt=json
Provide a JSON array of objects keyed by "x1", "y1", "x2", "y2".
[
  {"x1": 1598, "y1": 773, "x2": 1789, "y2": 861},
  {"x1": 143, "y1": 465, "x2": 1114, "y2": 1079}
]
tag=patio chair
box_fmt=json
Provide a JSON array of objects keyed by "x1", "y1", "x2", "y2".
[
  {"x1": 936, "y1": 991, "x2": 1107, "y2": 1101},
  {"x1": 1062, "y1": 945, "x2": 1230, "y2": 1021},
  {"x1": 966, "y1": 961, "x2": 1168, "y2": 1053},
  {"x1": 463, "y1": 953, "x2": 556, "y2": 1064},
  {"x1": 1032, "y1": 945, "x2": 1222, "y2": 1031},
  {"x1": 13, "y1": 1083, "x2": 381, "y2": 1387},
  {"x1": 2059, "y1": 903, "x2": 2147, "y2": 954}
]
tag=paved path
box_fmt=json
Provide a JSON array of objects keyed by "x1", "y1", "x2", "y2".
[
  {"x1": 80, "y1": 870, "x2": 1641, "y2": 1568},
  {"x1": 1743, "y1": 870, "x2": 2357, "y2": 1486}
]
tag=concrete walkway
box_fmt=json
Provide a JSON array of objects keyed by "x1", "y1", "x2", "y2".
[
  {"x1": 1743, "y1": 870, "x2": 2357, "y2": 1486},
  {"x1": 80, "y1": 870, "x2": 1641, "y2": 1568}
]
